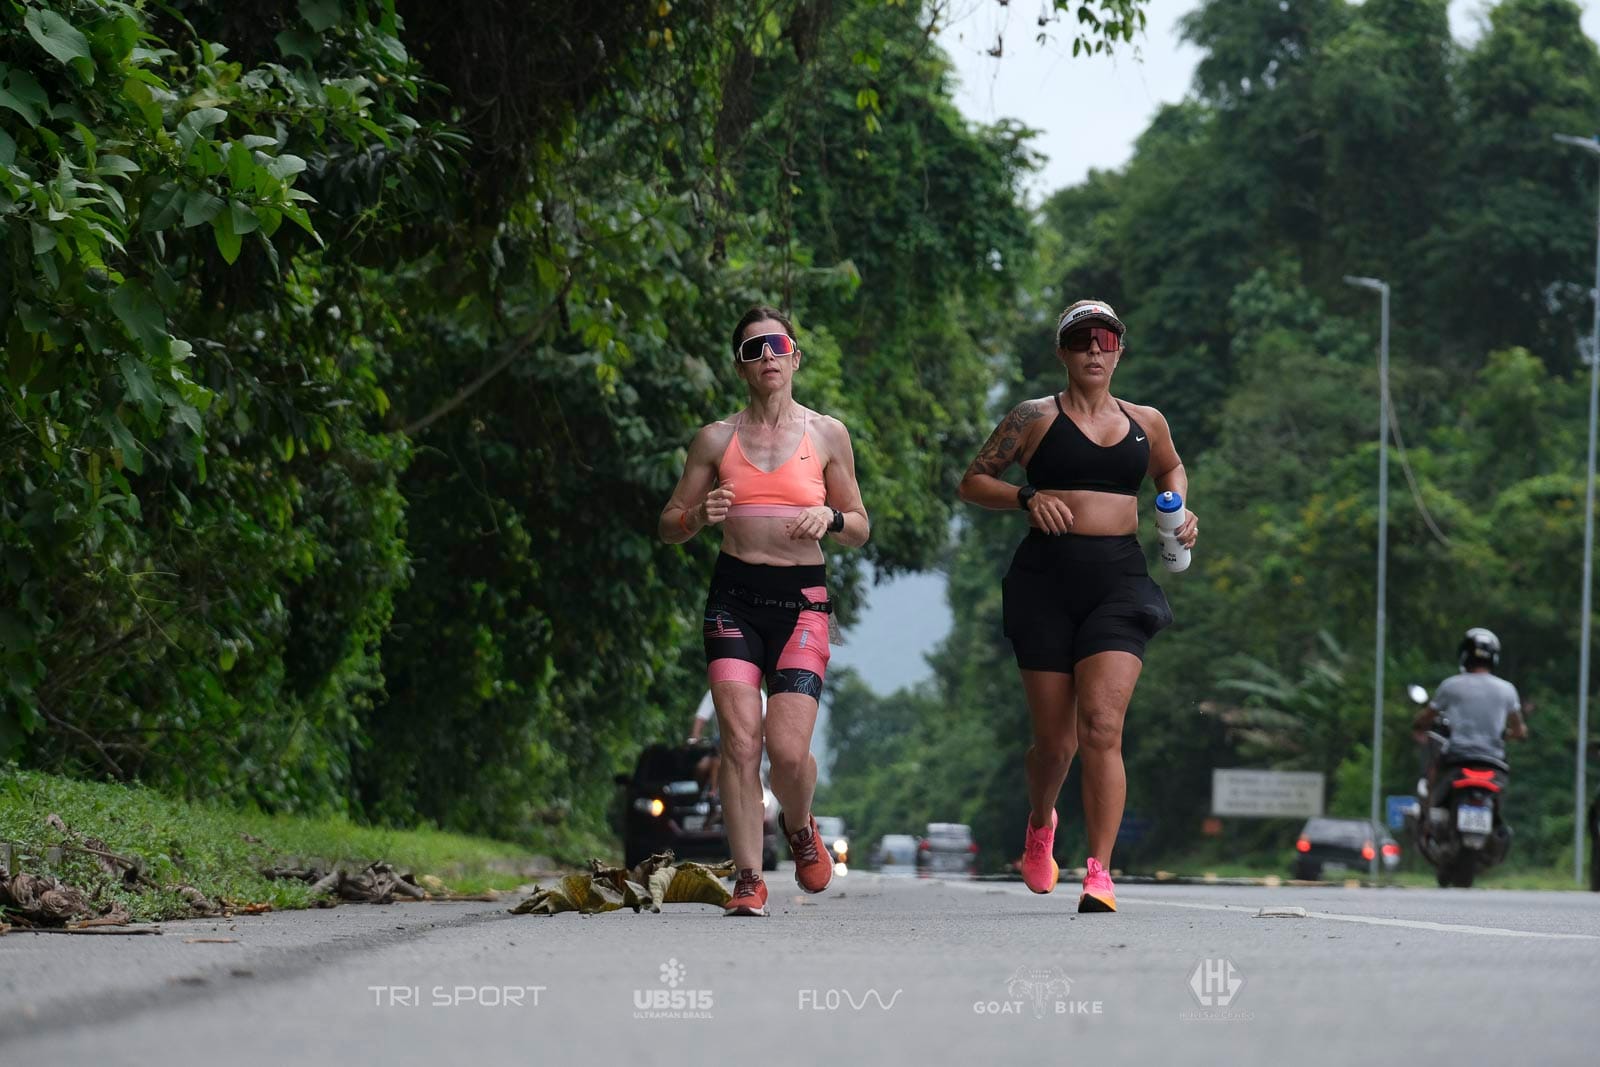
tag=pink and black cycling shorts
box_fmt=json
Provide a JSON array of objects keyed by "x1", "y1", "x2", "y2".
[{"x1": 702, "y1": 553, "x2": 830, "y2": 698}]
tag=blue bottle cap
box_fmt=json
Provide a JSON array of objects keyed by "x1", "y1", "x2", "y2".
[{"x1": 1155, "y1": 490, "x2": 1184, "y2": 513}]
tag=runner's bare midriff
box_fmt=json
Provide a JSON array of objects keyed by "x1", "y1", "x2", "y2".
[
  {"x1": 1035, "y1": 489, "x2": 1138, "y2": 537},
  {"x1": 719, "y1": 515, "x2": 826, "y2": 567}
]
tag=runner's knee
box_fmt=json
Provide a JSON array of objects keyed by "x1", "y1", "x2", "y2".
[
  {"x1": 767, "y1": 745, "x2": 810, "y2": 782},
  {"x1": 719, "y1": 730, "x2": 762, "y2": 769},
  {"x1": 1077, "y1": 712, "x2": 1123, "y2": 754},
  {"x1": 1030, "y1": 738, "x2": 1076, "y2": 766}
]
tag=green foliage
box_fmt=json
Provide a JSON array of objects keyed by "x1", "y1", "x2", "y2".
[
  {"x1": 6, "y1": 0, "x2": 1146, "y2": 839},
  {"x1": 826, "y1": 0, "x2": 1600, "y2": 874},
  {"x1": 1, "y1": 0, "x2": 427, "y2": 812}
]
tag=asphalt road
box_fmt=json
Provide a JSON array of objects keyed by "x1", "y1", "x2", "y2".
[{"x1": 4, "y1": 869, "x2": 1598, "y2": 1065}]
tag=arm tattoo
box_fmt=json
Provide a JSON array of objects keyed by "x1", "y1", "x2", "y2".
[{"x1": 967, "y1": 402, "x2": 1045, "y2": 478}]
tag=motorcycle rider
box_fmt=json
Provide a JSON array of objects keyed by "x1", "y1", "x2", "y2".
[{"x1": 1412, "y1": 627, "x2": 1528, "y2": 801}]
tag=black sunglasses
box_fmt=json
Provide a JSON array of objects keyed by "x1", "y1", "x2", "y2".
[{"x1": 736, "y1": 333, "x2": 797, "y2": 362}]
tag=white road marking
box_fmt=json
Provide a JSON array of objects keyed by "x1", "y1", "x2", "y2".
[
  {"x1": 919, "y1": 875, "x2": 1600, "y2": 941},
  {"x1": 1120, "y1": 897, "x2": 1600, "y2": 941}
]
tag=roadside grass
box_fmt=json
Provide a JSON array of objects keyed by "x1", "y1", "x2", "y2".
[
  {"x1": 1383, "y1": 867, "x2": 1585, "y2": 891},
  {"x1": 0, "y1": 768, "x2": 611, "y2": 922}
]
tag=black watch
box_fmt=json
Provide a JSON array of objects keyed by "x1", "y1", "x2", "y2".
[
  {"x1": 828, "y1": 507, "x2": 846, "y2": 533},
  {"x1": 1017, "y1": 485, "x2": 1038, "y2": 511}
]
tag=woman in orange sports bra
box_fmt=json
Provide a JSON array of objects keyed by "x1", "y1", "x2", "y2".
[{"x1": 659, "y1": 305, "x2": 870, "y2": 916}]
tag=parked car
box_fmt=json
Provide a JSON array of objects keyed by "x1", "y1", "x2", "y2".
[
  {"x1": 614, "y1": 742, "x2": 778, "y2": 870},
  {"x1": 916, "y1": 822, "x2": 979, "y2": 877},
  {"x1": 871, "y1": 833, "x2": 919, "y2": 869},
  {"x1": 1292, "y1": 817, "x2": 1401, "y2": 880}
]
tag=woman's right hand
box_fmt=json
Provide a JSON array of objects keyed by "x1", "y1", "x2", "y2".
[
  {"x1": 701, "y1": 487, "x2": 735, "y2": 525},
  {"x1": 1026, "y1": 492, "x2": 1074, "y2": 535}
]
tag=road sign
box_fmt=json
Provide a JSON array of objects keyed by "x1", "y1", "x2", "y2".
[
  {"x1": 1211, "y1": 769, "x2": 1325, "y2": 818},
  {"x1": 1386, "y1": 794, "x2": 1419, "y2": 830}
]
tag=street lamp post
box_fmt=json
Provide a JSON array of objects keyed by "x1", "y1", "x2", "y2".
[
  {"x1": 1345, "y1": 274, "x2": 1391, "y2": 884},
  {"x1": 1553, "y1": 132, "x2": 1599, "y2": 886}
]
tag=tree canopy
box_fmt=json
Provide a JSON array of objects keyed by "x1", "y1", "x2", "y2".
[
  {"x1": 2, "y1": 0, "x2": 1136, "y2": 838},
  {"x1": 821, "y1": 0, "x2": 1600, "y2": 874}
]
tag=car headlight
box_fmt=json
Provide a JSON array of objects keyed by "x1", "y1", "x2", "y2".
[
  {"x1": 834, "y1": 840, "x2": 848, "y2": 855},
  {"x1": 633, "y1": 797, "x2": 666, "y2": 817}
]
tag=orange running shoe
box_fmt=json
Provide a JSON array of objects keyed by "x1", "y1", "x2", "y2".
[
  {"x1": 1078, "y1": 856, "x2": 1117, "y2": 913},
  {"x1": 1020, "y1": 809, "x2": 1060, "y2": 894},
  {"x1": 724, "y1": 869, "x2": 769, "y2": 917},
  {"x1": 780, "y1": 812, "x2": 834, "y2": 894}
]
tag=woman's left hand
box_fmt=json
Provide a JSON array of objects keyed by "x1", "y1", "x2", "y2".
[
  {"x1": 786, "y1": 506, "x2": 833, "y2": 541},
  {"x1": 1176, "y1": 508, "x2": 1199, "y2": 548}
]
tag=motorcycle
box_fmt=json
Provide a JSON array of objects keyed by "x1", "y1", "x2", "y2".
[{"x1": 1406, "y1": 684, "x2": 1513, "y2": 888}]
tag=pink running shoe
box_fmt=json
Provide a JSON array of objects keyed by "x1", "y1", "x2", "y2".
[
  {"x1": 1078, "y1": 856, "x2": 1117, "y2": 913},
  {"x1": 1020, "y1": 809, "x2": 1060, "y2": 894}
]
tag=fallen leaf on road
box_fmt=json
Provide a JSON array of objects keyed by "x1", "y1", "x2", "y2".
[
  {"x1": 0, "y1": 871, "x2": 96, "y2": 925},
  {"x1": 510, "y1": 853, "x2": 735, "y2": 915},
  {"x1": 265, "y1": 862, "x2": 427, "y2": 904},
  {"x1": 174, "y1": 885, "x2": 223, "y2": 917},
  {"x1": 659, "y1": 863, "x2": 733, "y2": 908}
]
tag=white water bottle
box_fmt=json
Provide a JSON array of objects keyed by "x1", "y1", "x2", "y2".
[{"x1": 1154, "y1": 491, "x2": 1191, "y2": 573}]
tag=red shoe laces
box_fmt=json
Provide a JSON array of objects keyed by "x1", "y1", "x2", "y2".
[{"x1": 789, "y1": 824, "x2": 821, "y2": 863}]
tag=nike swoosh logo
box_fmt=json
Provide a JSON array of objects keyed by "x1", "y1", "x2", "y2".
[
  {"x1": 1135, "y1": 436, "x2": 1146, "y2": 442},
  {"x1": 801, "y1": 455, "x2": 811, "y2": 460}
]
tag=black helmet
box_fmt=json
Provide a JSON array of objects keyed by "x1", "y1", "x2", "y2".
[{"x1": 1458, "y1": 627, "x2": 1501, "y2": 670}]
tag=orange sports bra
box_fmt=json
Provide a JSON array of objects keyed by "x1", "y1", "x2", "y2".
[{"x1": 718, "y1": 412, "x2": 826, "y2": 517}]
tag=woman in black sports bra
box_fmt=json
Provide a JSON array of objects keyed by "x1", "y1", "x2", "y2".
[{"x1": 957, "y1": 299, "x2": 1198, "y2": 913}]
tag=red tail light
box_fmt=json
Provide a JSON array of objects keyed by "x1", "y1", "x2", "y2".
[
  {"x1": 918, "y1": 839, "x2": 931, "y2": 851},
  {"x1": 1361, "y1": 843, "x2": 1376, "y2": 861},
  {"x1": 967, "y1": 842, "x2": 979, "y2": 853},
  {"x1": 1296, "y1": 838, "x2": 1311, "y2": 853},
  {"x1": 1382, "y1": 843, "x2": 1401, "y2": 858}
]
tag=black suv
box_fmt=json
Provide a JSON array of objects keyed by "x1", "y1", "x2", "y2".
[{"x1": 613, "y1": 742, "x2": 778, "y2": 870}]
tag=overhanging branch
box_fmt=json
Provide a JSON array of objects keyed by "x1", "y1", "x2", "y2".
[{"x1": 399, "y1": 275, "x2": 574, "y2": 436}]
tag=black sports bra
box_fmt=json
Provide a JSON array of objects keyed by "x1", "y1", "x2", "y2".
[{"x1": 1024, "y1": 395, "x2": 1149, "y2": 496}]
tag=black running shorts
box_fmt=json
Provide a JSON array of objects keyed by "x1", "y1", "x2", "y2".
[{"x1": 1001, "y1": 532, "x2": 1173, "y2": 673}]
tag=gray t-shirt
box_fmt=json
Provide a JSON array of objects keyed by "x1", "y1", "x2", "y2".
[{"x1": 1430, "y1": 671, "x2": 1520, "y2": 763}]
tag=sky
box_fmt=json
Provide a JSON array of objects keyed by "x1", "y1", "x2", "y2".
[
  {"x1": 935, "y1": 0, "x2": 1204, "y2": 201},
  {"x1": 934, "y1": 0, "x2": 1600, "y2": 200},
  {"x1": 819, "y1": 0, "x2": 1600, "y2": 770}
]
